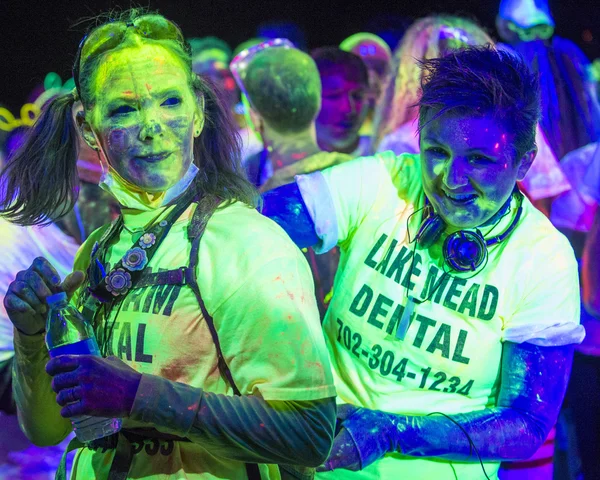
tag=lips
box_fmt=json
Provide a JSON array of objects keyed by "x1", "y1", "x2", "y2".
[
  {"x1": 135, "y1": 152, "x2": 171, "y2": 163},
  {"x1": 443, "y1": 191, "x2": 477, "y2": 204}
]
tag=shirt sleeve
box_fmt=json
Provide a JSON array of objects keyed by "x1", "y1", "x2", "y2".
[
  {"x1": 209, "y1": 254, "x2": 336, "y2": 402},
  {"x1": 502, "y1": 235, "x2": 585, "y2": 346},
  {"x1": 296, "y1": 153, "x2": 397, "y2": 254},
  {"x1": 129, "y1": 374, "x2": 335, "y2": 466}
]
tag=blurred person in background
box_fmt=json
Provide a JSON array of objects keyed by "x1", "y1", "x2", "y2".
[
  {"x1": 189, "y1": 36, "x2": 263, "y2": 171},
  {"x1": 340, "y1": 32, "x2": 392, "y2": 137},
  {"x1": 312, "y1": 47, "x2": 372, "y2": 157},
  {"x1": 551, "y1": 140, "x2": 600, "y2": 480},
  {"x1": 576, "y1": 197, "x2": 600, "y2": 480},
  {"x1": 257, "y1": 20, "x2": 308, "y2": 51},
  {"x1": 189, "y1": 36, "x2": 238, "y2": 113},
  {"x1": 496, "y1": 0, "x2": 600, "y2": 161},
  {"x1": 232, "y1": 39, "x2": 352, "y2": 318}
]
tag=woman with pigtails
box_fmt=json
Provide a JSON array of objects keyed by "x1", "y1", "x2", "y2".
[{"x1": 1, "y1": 9, "x2": 335, "y2": 480}]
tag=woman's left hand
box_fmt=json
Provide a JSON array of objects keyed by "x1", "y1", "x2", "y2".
[
  {"x1": 46, "y1": 355, "x2": 142, "y2": 419},
  {"x1": 317, "y1": 404, "x2": 394, "y2": 472}
]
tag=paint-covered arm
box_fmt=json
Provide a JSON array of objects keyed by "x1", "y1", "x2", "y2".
[
  {"x1": 262, "y1": 154, "x2": 400, "y2": 254},
  {"x1": 583, "y1": 208, "x2": 600, "y2": 317},
  {"x1": 127, "y1": 247, "x2": 337, "y2": 466},
  {"x1": 261, "y1": 182, "x2": 319, "y2": 249},
  {"x1": 322, "y1": 341, "x2": 573, "y2": 470},
  {"x1": 130, "y1": 374, "x2": 335, "y2": 466},
  {"x1": 12, "y1": 330, "x2": 72, "y2": 445}
]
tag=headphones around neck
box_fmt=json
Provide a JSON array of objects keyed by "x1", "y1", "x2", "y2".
[{"x1": 414, "y1": 190, "x2": 524, "y2": 273}]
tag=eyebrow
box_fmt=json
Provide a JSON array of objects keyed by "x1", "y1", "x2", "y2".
[
  {"x1": 105, "y1": 87, "x2": 184, "y2": 105},
  {"x1": 422, "y1": 136, "x2": 498, "y2": 154}
]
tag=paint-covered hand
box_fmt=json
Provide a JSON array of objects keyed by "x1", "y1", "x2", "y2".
[
  {"x1": 4, "y1": 257, "x2": 84, "y2": 335},
  {"x1": 317, "y1": 404, "x2": 395, "y2": 472},
  {"x1": 46, "y1": 355, "x2": 142, "y2": 419}
]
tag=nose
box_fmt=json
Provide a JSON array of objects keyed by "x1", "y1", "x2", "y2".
[
  {"x1": 138, "y1": 112, "x2": 163, "y2": 141},
  {"x1": 443, "y1": 156, "x2": 469, "y2": 189},
  {"x1": 340, "y1": 93, "x2": 356, "y2": 116}
]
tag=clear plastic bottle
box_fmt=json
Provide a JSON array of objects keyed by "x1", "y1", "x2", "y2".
[{"x1": 45, "y1": 292, "x2": 122, "y2": 442}]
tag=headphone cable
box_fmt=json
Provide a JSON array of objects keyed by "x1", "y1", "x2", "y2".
[{"x1": 427, "y1": 411, "x2": 492, "y2": 480}]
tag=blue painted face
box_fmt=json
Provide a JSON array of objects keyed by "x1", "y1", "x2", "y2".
[
  {"x1": 419, "y1": 113, "x2": 535, "y2": 231},
  {"x1": 316, "y1": 69, "x2": 369, "y2": 152}
]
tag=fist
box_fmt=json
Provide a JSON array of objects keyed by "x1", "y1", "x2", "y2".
[
  {"x1": 3, "y1": 257, "x2": 84, "y2": 335},
  {"x1": 47, "y1": 355, "x2": 142, "y2": 419}
]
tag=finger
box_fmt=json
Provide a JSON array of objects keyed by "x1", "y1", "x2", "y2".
[
  {"x1": 3, "y1": 291, "x2": 38, "y2": 316},
  {"x1": 46, "y1": 355, "x2": 80, "y2": 377},
  {"x1": 31, "y1": 257, "x2": 62, "y2": 290},
  {"x1": 12, "y1": 281, "x2": 46, "y2": 315},
  {"x1": 61, "y1": 271, "x2": 85, "y2": 298},
  {"x1": 56, "y1": 386, "x2": 82, "y2": 406},
  {"x1": 50, "y1": 371, "x2": 81, "y2": 393},
  {"x1": 61, "y1": 399, "x2": 87, "y2": 418},
  {"x1": 22, "y1": 270, "x2": 53, "y2": 305}
]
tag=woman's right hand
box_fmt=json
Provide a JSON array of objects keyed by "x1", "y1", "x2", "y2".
[{"x1": 3, "y1": 257, "x2": 85, "y2": 335}]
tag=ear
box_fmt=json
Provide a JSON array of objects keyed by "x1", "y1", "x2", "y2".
[
  {"x1": 76, "y1": 111, "x2": 99, "y2": 151},
  {"x1": 516, "y1": 147, "x2": 537, "y2": 181},
  {"x1": 193, "y1": 92, "x2": 205, "y2": 137}
]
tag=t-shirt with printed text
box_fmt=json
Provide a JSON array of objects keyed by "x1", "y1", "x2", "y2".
[
  {"x1": 62, "y1": 200, "x2": 336, "y2": 479},
  {"x1": 296, "y1": 152, "x2": 583, "y2": 479}
]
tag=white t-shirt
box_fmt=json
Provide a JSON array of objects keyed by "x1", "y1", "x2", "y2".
[
  {"x1": 297, "y1": 152, "x2": 583, "y2": 479},
  {"x1": 64, "y1": 201, "x2": 335, "y2": 479},
  {"x1": 551, "y1": 142, "x2": 600, "y2": 232}
]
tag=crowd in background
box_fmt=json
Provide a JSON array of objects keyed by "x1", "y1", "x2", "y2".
[{"x1": 0, "y1": 0, "x2": 599, "y2": 478}]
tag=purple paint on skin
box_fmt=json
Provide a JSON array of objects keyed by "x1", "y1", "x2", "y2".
[
  {"x1": 324, "y1": 343, "x2": 573, "y2": 471},
  {"x1": 316, "y1": 67, "x2": 369, "y2": 153},
  {"x1": 107, "y1": 128, "x2": 131, "y2": 154}
]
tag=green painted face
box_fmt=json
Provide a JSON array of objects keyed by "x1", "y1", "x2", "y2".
[{"x1": 87, "y1": 44, "x2": 203, "y2": 192}]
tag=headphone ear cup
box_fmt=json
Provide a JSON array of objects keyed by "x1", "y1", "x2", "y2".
[
  {"x1": 443, "y1": 230, "x2": 487, "y2": 272},
  {"x1": 416, "y1": 213, "x2": 445, "y2": 249}
]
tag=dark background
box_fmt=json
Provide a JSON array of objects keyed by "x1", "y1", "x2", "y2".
[{"x1": 1, "y1": 0, "x2": 598, "y2": 111}]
